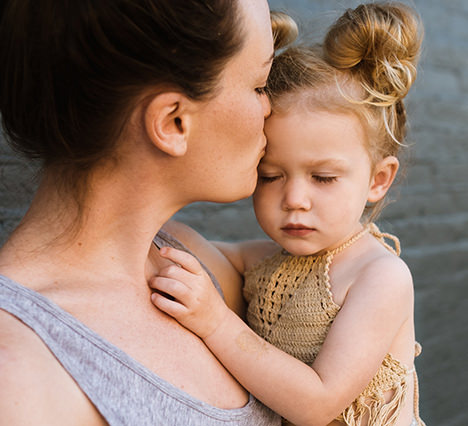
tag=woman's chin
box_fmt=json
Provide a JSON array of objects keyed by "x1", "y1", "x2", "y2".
[
  {"x1": 242, "y1": 179, "x2": 259, "y2": 200},
  {"x1": 218, "y1": 183, "x2": 257, "y2": 204}
]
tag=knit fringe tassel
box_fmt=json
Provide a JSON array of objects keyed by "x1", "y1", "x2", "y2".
[
  {"x1": 412, "y1": 369, "x2": 426, "y2": 426},
  {"x1": 339, "y1": 379, "x2": 407, "y2": 426}
]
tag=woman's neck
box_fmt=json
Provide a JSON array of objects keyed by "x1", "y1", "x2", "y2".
[{"x1": 0, "y1": 164, "x2": 184, "y2": 289}]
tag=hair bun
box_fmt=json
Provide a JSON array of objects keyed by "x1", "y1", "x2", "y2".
[
  {"x1": 271, "y1": 11, "x2": 298, "y2": 50},
  {"x1": 324, "y1": 2, "x2": 423, "y2": 105}
]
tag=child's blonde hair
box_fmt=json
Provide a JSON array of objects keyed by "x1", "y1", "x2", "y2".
[{"x1": 269, "y1": 3, "x2": 423, "y2": 219}]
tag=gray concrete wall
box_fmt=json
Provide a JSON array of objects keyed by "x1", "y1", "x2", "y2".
[{"x1": 1, "y1": 1, "x2": 467, "y2": 424}]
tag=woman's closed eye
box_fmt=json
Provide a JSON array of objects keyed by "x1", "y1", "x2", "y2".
[{"x1": 255, "y1": 86, "x2": 267, "y2": 95}]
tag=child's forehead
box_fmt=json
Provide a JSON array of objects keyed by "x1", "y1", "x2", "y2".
[
  {"x1": 262, "y1": 109, "x2": 369, "y2": 169},
  {"x1": 269, "y1": 83, "x2": 354, "y2": 114},
  {"x1": 259, "y1": 154, "x2": 350, "y2": 171},
  {"x1": 265, "y1": 107, "x2": 365, "y2": 140}
]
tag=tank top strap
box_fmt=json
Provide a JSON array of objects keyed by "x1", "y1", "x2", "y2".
[
  {"x1": 0, "y1": 275, "x2": 279, "y2": 425},
  {"x1": 154, "y1": 230, "x2": 224, "y2": 299}
]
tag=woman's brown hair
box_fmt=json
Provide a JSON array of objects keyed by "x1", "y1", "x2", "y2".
[{"x1": 0, "y1": 0, "x2": 244, "y2": 176}]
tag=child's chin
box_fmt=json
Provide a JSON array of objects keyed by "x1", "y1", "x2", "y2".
[{"x1": 281, "y1": 244, "x2": 320, "y2": 257}]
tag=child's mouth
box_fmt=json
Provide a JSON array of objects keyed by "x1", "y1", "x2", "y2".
[{"x1": 281, "y1": 224, "x2": 315, "y2": 237}]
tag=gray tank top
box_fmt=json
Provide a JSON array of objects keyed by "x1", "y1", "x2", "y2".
[{"x1": 0, "y1": 231, "x2": 280, "y2": 426}]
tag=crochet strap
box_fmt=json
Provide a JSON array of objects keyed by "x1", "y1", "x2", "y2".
[
  {"x1": 412, "y1": 370, "x2": 426, "y2": 426},
  {"x1": 415, "y1": 342, "x2": 422, "y2": 357},
  {"x1": 368, "y1": 223, "x2": 401, "y2": 256},
  {"x1": 326, "y1": 226, "x2": 369, "y2": 257},
  {"x1": 326, "y1": 223, "x2": 401, "y2": 258},
  {"x1": 413, "y1": 343, "x2": 426, "y2": 426}
]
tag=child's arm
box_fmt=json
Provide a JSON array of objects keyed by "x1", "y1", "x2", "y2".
[
  {"x1": 160, "y1": 220, "x2": 246, "y2": 316},
  {"x1": 161, "y1": 221, "x2": 276, "y2": 316},
  {"x1": 212, "y1": 239, "x2": 280, "y2": 275},
  {"x1": 150, "y1": 247, "x2": 413, "y2": 426}
]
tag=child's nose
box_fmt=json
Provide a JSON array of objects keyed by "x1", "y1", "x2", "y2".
[{"x1": 281, "y1": 181, "x2": 312, "y2": 211}]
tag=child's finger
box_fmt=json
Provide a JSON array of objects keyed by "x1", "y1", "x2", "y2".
[
  {"x1": 151, "y1": 291, "x2": 187, "y2": 319},
  {"x1": 149, "y1": 276, "x2": 189, "y2": 304},
  {"x1": 156, "y1": 263, "x2": 198, "y2": 288},
  {"x1": 159, "y1": 247, "x2": 204, "y2": 275}
]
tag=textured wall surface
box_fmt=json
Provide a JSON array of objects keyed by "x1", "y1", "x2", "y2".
[{"x1": 1, "y1": 1, "x2": 467, "y2": 425}]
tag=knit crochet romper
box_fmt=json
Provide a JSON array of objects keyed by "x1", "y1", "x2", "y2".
[{"x1": 243, "y1": 224, "x2": 424, "y2": 426}]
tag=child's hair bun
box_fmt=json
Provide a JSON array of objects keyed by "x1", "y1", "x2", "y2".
[
  {"x1": 323, "y1": 2, "x2": 423, "y2": 106},
  {"x1": 271, "y1": 11, "x2": 298, "y2": 51}
]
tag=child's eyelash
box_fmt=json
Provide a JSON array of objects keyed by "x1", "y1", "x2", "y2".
[
  {"x1": 258, "y1": 175, "x2": 279, "y2": 183},
  {"x1": 313, "y1": 176, "x2": 337, "y2": 184}
]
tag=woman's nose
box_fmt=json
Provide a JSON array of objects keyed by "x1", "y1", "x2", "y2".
[
  {"x1": 281, "y1": 181, "x2": 312, "y2": 211},
  {"x1": 262, "y1": 93, "x2": 271, "y2": 119}
]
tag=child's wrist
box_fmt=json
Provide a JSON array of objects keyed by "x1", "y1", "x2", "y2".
[{"x1": 203, "y1": 307, "x2": 241, "y2": 346}]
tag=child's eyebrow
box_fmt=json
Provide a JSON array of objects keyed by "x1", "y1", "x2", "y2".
[
  {"x1": 304, "y1": 158, "x2": 349, "y2": 170},
  {"x1": 260, "y1": 158, "x2": 349, "y2": 170}
]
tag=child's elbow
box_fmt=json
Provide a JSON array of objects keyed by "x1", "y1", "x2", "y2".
[
  {"x1": 299, "y1": 411, "x2": 338, "y2": 426},
  {"x1": 291, "y1": 399, "x2": 341, "y2": 426}
]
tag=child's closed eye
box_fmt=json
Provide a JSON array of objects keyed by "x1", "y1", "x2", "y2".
[
  {"x1": 258, "y1": 175, "x2": 280, "y2": 183},
  {"x1": 313, "y1": 175, "x2": 338, "y2": 184}
]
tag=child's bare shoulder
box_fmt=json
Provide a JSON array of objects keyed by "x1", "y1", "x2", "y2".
[
  {"x1": 241, "y1": 240, "x2": 280, "y2": 269},
  {"x1": 213, "y1": 239, "x2": 280, "y2": 275},
  {"x1": 350, "y1": 238, "x2": 414, "y2": 310}
]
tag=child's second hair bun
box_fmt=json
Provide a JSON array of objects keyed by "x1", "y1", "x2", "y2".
[
  {"x1": 271, "y1": 11, "x2": 298, "y2": 51},
  {"x1": 323, "y1": 2, "x2": 423, "y2": 105}
]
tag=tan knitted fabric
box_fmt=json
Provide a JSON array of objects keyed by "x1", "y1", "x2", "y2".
[{"x1": 244, "y1": 224, "x2": 425, "y2": 426}]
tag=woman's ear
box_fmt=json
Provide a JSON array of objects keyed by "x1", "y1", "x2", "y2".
[
  {"x1": 144, "y1": 93, "x2": 192, "y2": 157},
  {"x1": 367, "y1": 156, "x2": 400, "y2": 202}
]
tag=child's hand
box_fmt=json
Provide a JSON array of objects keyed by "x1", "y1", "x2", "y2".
[{"x1": 149, "y1": 246, "x2": 230, "y2": 339}]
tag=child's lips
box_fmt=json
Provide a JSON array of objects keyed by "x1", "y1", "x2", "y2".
[{"x1": 281, "y1": 224, "x2": 316, "y2": 237}]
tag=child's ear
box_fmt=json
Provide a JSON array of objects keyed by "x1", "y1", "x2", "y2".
[
  {"x1": 367, "y1": 156, "x2": 399, "y2": 202},
  {"x1": 144, "y1": 92, "x2": 192, "y2": 157}
]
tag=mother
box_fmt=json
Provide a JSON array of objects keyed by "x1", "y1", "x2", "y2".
[{"x1": 0, "y1": 0, "x2": 284, "y2": 424}]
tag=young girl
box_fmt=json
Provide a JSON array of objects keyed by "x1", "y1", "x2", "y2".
[{"x1": 150, "y1": 3, "x2": 424, "y2": 425}]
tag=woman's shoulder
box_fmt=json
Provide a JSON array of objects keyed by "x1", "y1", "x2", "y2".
[
  {"x1": 160, "y1": 220, "x2": 204, "y2": 247},
  {"x1": 0, "y1": 309, "x2": 50, "y2": 389},
  {"x1": 0, "y1": 309, "x2": 101, "y2": 425},
  {"x1": 160, "y1": 220, "x2": 246, "y2": 315},
  {"x1": 160, "y1": 220, "x2": 233, "y2": 273}
]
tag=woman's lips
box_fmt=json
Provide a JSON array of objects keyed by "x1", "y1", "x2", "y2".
[{"x1": 281, "y1": 224, "x2": 315, "y2": 237}]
